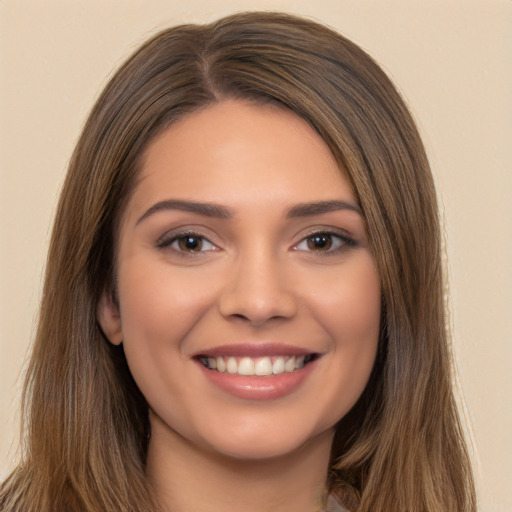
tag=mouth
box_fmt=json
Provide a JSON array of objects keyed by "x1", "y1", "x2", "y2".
[
  {"x1": 193, "y1": 344, "x2": 321, "y2": 400},
  {"x1": 196, "y1": 353, "x2": 319, "y2": 376}
]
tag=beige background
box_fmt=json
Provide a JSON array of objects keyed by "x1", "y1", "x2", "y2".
[{"x1": 1, "y1": 1, "x2": 511, "y2": 510}]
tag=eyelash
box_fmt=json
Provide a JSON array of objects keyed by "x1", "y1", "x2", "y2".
[
  {"x1": 294, "y1": 229, "x2": 357, "y2": 255},
  {"x1": 156, "y1": 228, "x2": 357, "y2": 256},
  {"x1": 156, "y1": 230, "x2": 217, "y2": 255}
]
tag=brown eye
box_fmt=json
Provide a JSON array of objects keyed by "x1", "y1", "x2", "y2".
[
  {"x1": 294, "y1": 230, "x2": 356, "y2": 254},
  {"x1": 177, "y1": 235, "x2": 204, "y2": 252},
  {"x1": 156, "y1": 231, "x2": 217, "y2": 254},
  {"x1": 306, "y1": 234, "x2": 333, "y2": 251}
]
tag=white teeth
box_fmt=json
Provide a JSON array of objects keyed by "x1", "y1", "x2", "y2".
[
  {"x1": 226, "y1": 357, "x2": 238, "y2": 374},
  {"x1": 238, "y1": 357, "x2": 255, "y2": 376},
  {"x1": 203, "y1": 354, "x2": 312, "y2": 375},
  {"x1": 284, "y1": 356, "x2": 296, "y2": 373},
  {"x1": 216, "y1": 357, "x2": 226, "y2": 373},
  {"x1": 272, "y1": 357, "x2": 285, "y2": 374},
  {"x1": 255, "y1": 357, "x2": 273, "y2": 376}
]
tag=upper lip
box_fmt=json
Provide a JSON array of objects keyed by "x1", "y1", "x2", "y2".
[{"x1": 193, "y1": 343, "x2": 318, "y2": 358}]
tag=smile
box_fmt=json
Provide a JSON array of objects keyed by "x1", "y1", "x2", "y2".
[
  {"x1": 198, "y1": 354, "x2": 317, "y2": 376},
  {"x1": 193, "y1": 344, "x2": 321, "y2": 399}
]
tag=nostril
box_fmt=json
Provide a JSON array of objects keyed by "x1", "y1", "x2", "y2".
[{"x1": 218, "y1": 275, "x2": 299, "y2": 325}]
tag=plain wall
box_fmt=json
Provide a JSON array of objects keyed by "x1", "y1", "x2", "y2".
[{"x1": 1, "y1": 1, "x2": 511, "y2": 510}]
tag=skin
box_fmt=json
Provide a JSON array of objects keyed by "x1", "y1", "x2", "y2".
[{"x1": 99, "y1": 100, "x2": 381, "y2": 512}]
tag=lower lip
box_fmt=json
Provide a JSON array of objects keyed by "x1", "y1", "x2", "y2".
[{"x1": 197, "y1": 360, "x2": 317, "y2": 400}]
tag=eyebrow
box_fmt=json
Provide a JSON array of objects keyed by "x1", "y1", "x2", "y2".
[
  {"x1": 286, "y1": 200, "x2": 361, "y2": 218},
  {"x1": 136, "y1": 198, "x2": 361, "y2": 225},
  {"x1": 136, "y1": 199, "x2": 233, "y2": 225}
]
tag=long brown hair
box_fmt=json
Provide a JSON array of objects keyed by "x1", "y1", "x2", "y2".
[{"x1": 1, "y1": 12, "x2": 475, "y2": 512}]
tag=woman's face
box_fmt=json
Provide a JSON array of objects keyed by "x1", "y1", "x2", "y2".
[{"x1": 99, "y1": 99, "x2": 381, "y2": 460}]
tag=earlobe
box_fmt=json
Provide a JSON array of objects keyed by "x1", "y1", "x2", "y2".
[{"x1": 97, "y1": 290, "x2": 123, "y2": 345}]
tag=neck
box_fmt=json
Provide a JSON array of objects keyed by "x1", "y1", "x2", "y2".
[{"x1": 147, "y1": 413, "x2": 334, "y2": 512}]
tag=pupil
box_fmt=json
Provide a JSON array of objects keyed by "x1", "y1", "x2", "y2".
[
  {"x1": 179, "y1": 235, "x2": 202, "y2": 251},
  {"x1": 308, "y1": 234, "x2": 332, "y2": 251}
]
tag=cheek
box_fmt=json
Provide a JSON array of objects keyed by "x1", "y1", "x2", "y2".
[
  {"x1": 310, "y1": 252, "x2": 381, "y2": 338},
  {"x1": 113, "y1": 258, "x2": 222, "y2": 404},
  {"x1": 116, "y1": 257, "x2": 217, "y2": 344},
  {"x1": 309, "y1": 254, "x2": 381, "y2": 415},
  {"x1": 336, "y1": 267, "x2": 381, "y2": 346},
  {"x1": 330, "y1": 253, "x2": 379, "y2": 331},
  {"x1": 114, "y1": 259, "x2": 216, "y2": 421}
]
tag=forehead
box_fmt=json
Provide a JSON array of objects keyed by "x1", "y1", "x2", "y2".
[{"x1": 126, "y1": 99, "x2": 356, "y2": 220}]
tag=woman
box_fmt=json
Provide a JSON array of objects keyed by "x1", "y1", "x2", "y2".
[{"x1": 0, "y1": 12, "x2": 475, "y2": 512}]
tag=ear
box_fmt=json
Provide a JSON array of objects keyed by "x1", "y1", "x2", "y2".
[{"x1": 97, "y1": 289, "x2": 123, "y2": 345}]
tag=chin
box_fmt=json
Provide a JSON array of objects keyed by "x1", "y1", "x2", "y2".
[{"x1": 198, "y1": 418, "x2": 334, "y2": 462}]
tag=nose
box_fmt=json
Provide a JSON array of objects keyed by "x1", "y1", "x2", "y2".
[{"x1": 218, "y1": 249, "x2": 298, "y2": 327}]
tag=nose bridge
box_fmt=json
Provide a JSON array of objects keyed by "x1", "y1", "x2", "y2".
[{"x1": 218, "y1": 241, "x2": 297, "y2": 325}]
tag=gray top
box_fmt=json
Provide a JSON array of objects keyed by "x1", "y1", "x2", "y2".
[{"x1": 324, "y1": 493, "x2": 348, "y2": 512}]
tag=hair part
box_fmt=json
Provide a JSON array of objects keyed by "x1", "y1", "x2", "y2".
[{"x1": 1, "y1": 12, "x2": 475, "y2": 512}]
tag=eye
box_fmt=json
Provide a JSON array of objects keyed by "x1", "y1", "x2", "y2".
[
  {"x1": 294, "y1": 231, "x2": 355, "y2": 253},
  {"x1": 157, "y1": 232, "x2": 217, "y2": 253}
]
